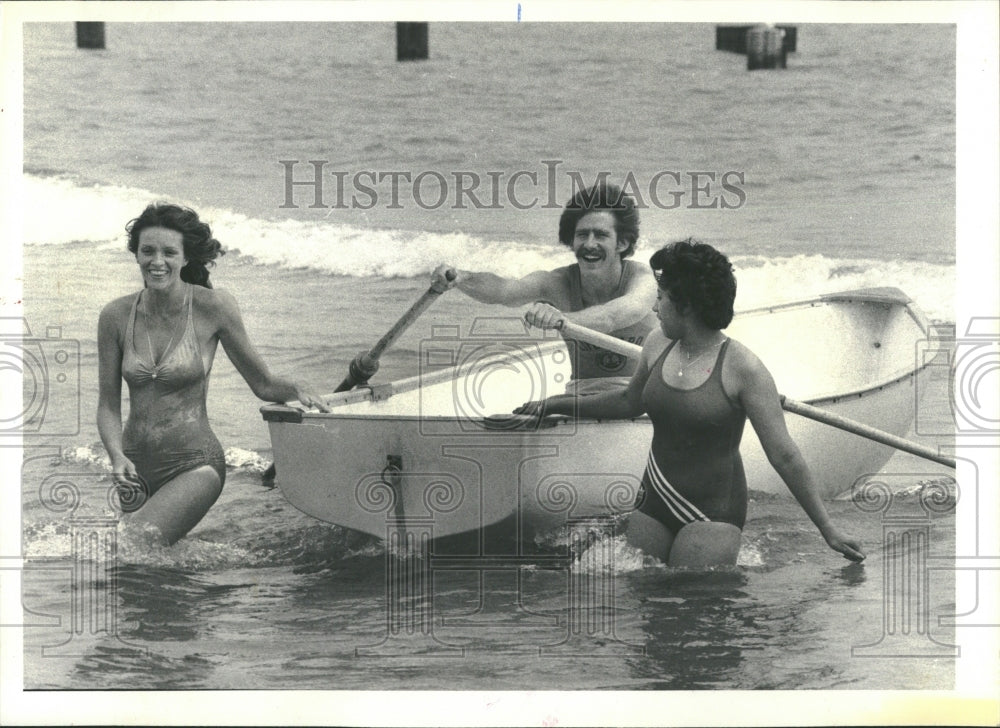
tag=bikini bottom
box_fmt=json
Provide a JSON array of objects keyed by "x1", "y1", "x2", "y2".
[
  {"x1": 120, "y1": 439, "x2": 227, "y2": 513},
  {"x1": 633, "y1": 450, "x2": 746, "y2": 534}
]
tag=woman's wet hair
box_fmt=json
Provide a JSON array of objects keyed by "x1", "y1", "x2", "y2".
[
  {"x1": 650, "y1": 238, "x2": 736, "y2": 329},
  {"x1": 126, "y1": 203, "x2": 224, "y2": 288},
  {"x1": 558, "y1": 182, "x2": 640, "y2": 259}
]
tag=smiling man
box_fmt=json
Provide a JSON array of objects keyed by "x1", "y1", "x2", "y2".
[{"x1": 432, "y1": 182, "x2": 657, "y2": 390}]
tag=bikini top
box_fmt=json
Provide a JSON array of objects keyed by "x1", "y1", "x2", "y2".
[{"x1": 122, "y1": 284, "x2": 207, "y2": 391}]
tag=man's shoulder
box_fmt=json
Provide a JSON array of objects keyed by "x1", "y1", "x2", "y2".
[
  {"x1": 622, "y1": 258, "x2": 654, "y2": 279},
  {"x1": 533, "y1": 264, "x2": 576, "y2": 291},
  {"x1": 547, "y1": 263, "x2": 576, "y2": 278}
]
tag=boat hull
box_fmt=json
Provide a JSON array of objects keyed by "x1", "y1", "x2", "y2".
[{"x1": 264, "y1": 288, "x2": 933, "y2": 538}]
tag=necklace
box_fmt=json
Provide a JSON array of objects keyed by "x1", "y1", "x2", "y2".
[{"x1": 676, "y1": 337, "x2": 726, "y2": 377}]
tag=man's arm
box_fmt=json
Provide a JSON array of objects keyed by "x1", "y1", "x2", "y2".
[
  {"x1": 553, "y1": 264, "x2": 657, "y2": 333},
  {"x1": 431, "y1": 264, "x2": 559, "y2": 306}
]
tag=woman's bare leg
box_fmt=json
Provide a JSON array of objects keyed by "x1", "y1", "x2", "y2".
[
  {"x1": 624, "y1": 510, "x2": 676, "y2": 564},
  {"x1": 127, "y1": 466, "x2": 222, "y2": 545},
  {"x1": 667, "y1": 522, "x2": 742, "y2": 567}
]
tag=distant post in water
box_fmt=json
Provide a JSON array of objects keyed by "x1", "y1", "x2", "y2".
[
  {"x1": 716, "y1": 24, "x2": 796, "y2": 70},
  {"x1": 396, "y1": 22, "x2": 428, "y2": 61},
  {"x1": 746, "y1": 24, "x2": 786, "y2": 70},
  {"x1": 75, "y1": 22, "x2": 106, "y2": 50}
]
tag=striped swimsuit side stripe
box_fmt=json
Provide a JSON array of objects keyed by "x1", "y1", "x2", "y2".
[{"x1": 644, "y1": 450, "x2": 710, "y2": 525}]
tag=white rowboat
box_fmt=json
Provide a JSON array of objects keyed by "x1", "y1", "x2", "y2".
[{"x1": 262, "y1": 287, "x2": 935, "y2": 539}]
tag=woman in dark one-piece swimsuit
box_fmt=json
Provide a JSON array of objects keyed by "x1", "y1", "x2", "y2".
[
  {"x1": 98, "y1": 203, "x2": 329, "y2": 545},
  {"x1": 516, "y1": 239, "x2": 865, "y2": 567}
]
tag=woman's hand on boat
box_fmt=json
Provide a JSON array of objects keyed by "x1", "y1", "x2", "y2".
[
  {"x1": 513, "y1": 399, "x2": 547, "y2": 417},
  {"x1": 524, "y1": 302, "x2": 564, "y2": 330},
  {"x1": 295, "y1": 387, "x2": 331, "y2": 412},
  {"x1": 822, "y1": 524, "x2": 866, "y2": 562},
  {"x1": 513, "y1": 395, "x2": 571, "y2": 418}
]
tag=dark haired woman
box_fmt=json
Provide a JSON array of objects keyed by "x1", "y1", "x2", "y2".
[
  {"x1": 97, "y1": 203, "x2": 329, "y2": 544},
  {"x1": 517, "y1": 239, "x2": 865, "y2": 567}
]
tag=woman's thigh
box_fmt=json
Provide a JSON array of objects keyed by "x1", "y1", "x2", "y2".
[
  {"x1": 668, "y1": 522, "x2": 742, "y2": 567},
  {"x1": 127, "y1": 466, "x2": 222, "y2": 545},
  {"x1": 624, "y1": 510, "x2": 676, "y2": 563}
]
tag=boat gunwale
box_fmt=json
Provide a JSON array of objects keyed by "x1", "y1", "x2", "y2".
[{"x1": 262, "y1": 290, "x2": 934, "y2": 422}]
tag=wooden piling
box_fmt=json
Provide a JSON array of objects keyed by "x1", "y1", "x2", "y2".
[
  {"x1": 75, "y1": 22, "x2": 105, "y2": 50},
  {"x1": 716, "y1": 24, "x2": 796, "y2": 67},
  {"x1": 716, "y1": 25, "x2": 751, "y2": 54},
  {"x1": 746, "y1": 25, "x2": 787, "y2": 70},
  {"x1": 396, "y1": 22, "x2": 428, "y2": 61}
]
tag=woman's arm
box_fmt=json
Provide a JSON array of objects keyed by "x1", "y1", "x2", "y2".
[
  {"x1": 515, "y1": 331, "x2": 663, "y2": 420},
  {"x1": 96, "y1": 302, "x2": 138, "y2": 483},
  {"x1": 735, "y1": 344, "x2": 865, "y2": 562},
  {"x1": 213, "y1": 289, "x2": 330, "y2": 411}
]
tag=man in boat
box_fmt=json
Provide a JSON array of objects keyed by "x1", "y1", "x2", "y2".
[{"x1": 432, "y1": 182, "x2": 658, "y2": 392}]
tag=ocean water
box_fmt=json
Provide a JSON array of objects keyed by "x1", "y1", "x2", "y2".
[{"x1": 12, "y1": 19, "x2": 962, "y2": 700}]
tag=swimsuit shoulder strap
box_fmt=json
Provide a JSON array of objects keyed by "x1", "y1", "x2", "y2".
[
  {"x1": 615, "y1": 260, "x2": 636, "y2": 296},
  {"x1": 565, "y1": 264, "x2": 583, "y2": 309},
  {"x1": 653, "y1": 338, "x2": 677, "y2": 371},
  {"x1": 183, "y1": 283, "x2": 207, "y2": 367},
  {"x1": 181, "y1": 283, "x2": 199, "y2": 350},
  {"x1": 712, "y1": 336, "x2": 729, "y2": 377},
  {"x1": 710, "y1": 338, "x2": 731, "y2": 380},
  {"x1": 711, "y1": 339, "x2": 743, "y2": 409},
  {"x1": 124, "y1": 291, "x2": 142, "y2": 354}
]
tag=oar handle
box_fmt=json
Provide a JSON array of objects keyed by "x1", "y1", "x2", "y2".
[
  {"x1": 335, "y1": 269, "x2": 456, "y2": 392},
  {"x1": 779, "y1": 396, "x2": 956, "y2": 469},
  {"x1": 552, "y1": 318, "x2": 956, "y2": 470},
  {"x1": 368, "y1": 270, "x2": 455, "y2": 359},
  {"x1": 556, "y1": 319, "x2": 643, "y2": 357}
]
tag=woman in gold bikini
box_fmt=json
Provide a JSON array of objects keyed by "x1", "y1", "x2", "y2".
[{"x1": 97, "y1": 203, "x2": 329, "y2": 544}]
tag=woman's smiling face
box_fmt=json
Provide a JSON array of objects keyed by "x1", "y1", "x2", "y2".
[{"x1": 136, "y1": 227, "x2": 186, "y2": 289}]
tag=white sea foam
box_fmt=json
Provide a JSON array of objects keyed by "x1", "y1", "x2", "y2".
[
  {"x1": 57, "y1": 442, "x2": 270, "y2": 477},
  {"x1": 223, "y1": 446, "x2": 271, "y2": 473},
  {"x1": 21, "y1": 175, "x2": 166, "y2": 246},
  {"x1": 22, "y1": 173, "x2": 956, "y2": 322},
  {"x1": 60, "y1": 442, "x2": 111, "y2": 470},
  {"x1": 570, "y1": 533, "x2": 664, "y2": 574}
]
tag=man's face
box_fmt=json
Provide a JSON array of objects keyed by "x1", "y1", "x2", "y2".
[{"x1": 572, "y1": 211, "x2": 627, "y2": 272}]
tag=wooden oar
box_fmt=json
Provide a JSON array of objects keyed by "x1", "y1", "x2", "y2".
[
  {"x1": 263, "y1": 270, "x2": 456, "y2": 485},
  {"x1": 555, "y1": 319, "x2": 956, "y2": 469},
  {"x1": 777, "y1": 395, "x2": 955, "y2": 468},
  {"x1": 334, "y1": 269, "x2": 456, "y2": 392}
]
